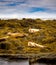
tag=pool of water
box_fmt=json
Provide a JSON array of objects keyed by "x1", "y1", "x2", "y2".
[
  {"x1": 0, "y1": 58, "x2": 29, "y2": 65},
  {"x1": 31, "y1": 58, "x2": 56, "y2": 65},
  {"x1": 0, "y1": 58, "x2": 56, "y2": 65},
  {"x1": 32, "y1": 63, "x2": 56, "y2": 65}
]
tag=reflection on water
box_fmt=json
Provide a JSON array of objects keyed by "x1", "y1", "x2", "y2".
[
  {"x1": 32, "y1": 63, "x2": 47, "y2": 65},
  {"x1": 31, "y1": 58, "x2": 56, "y2": 65},
  {"x1": 0, "y1": 58, "x2": 56, "y2": 65},
  {"x1": 0, "y1": 58, "x2": 29, "y2": 65},
  {"x1": 32, "y1": 62, "x2": 56, "y2": 65}
]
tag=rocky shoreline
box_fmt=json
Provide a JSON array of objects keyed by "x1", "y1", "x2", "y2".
[{"x1": 0, "y1": 53, "x2": 56, "y2": 63}]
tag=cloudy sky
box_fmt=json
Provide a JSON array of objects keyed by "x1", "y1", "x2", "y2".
[{"x1": 0, "y1": 0, "x2": 56, "y2": 19}]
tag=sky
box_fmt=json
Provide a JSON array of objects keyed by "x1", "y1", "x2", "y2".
[{"x1": 0, "y1": 0, "x2": 56, "y2": 19}]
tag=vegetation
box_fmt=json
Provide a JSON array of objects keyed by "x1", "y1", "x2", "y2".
[{"x1": 0, "y1": 18, "x2": 56, "y2": 54}]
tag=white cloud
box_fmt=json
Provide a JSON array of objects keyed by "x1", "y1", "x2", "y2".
[
  {"x1": 0, "y1": 11, "x2": 56, "y2": 19},
  {"x1": 0, "y1": 0, "x2": 56, "y2": 10},
  {"x1": 0, "y1": 0, "x2": 56, "y2": 19},
  {"x1": 26, "y1": 0, "x2": 56, "y2": 8}
]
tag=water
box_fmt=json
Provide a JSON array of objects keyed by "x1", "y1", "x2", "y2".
[
  {"x1": 32, "y1": 63, "x2": 56, "y2": 65},
  {"x1": 31, "y1": 58, "x2": 56, "y2": 65},
  {"x1": 0, "y1": 58, "x2": 29, "y2": 65},
  {"x1": 0, "y1": 58, "x2": 56, "y2": 65}
]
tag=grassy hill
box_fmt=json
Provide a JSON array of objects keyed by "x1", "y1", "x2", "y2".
[{"x1": 0, "y1": 18, "x2": 56, "y2": 54}]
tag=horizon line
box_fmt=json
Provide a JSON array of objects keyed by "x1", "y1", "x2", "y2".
[{"x1": 0, "y1": 17, "x2": 56, "y2": 20}]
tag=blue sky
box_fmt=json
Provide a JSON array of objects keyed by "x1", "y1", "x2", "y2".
[{"x1": 0, "y1": 0, "x2": 56, "y2": 19}]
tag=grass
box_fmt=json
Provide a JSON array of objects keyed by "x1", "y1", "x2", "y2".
[{"x1": 0, "y1": 18, "x2": 56, "y2": 54}]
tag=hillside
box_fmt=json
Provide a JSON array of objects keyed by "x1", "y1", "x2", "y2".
[{"x1": 0, "y1": 18, "x2": 56, "y2": 55}]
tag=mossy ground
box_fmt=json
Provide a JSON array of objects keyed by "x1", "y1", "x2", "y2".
[{"x1": 0, "y1": 19, "x2": 56, "y2": 54}]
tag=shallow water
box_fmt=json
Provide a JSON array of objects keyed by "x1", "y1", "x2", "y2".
[
  {"x1": 0, "y1": 58, "x2": 56, "y2": 65},
  {"x1": 0, "y1": 58, "x2": 29, "y2": 65},
  {"x1": 32, "y1": 63, "x2": 56, "y2": 65}
]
